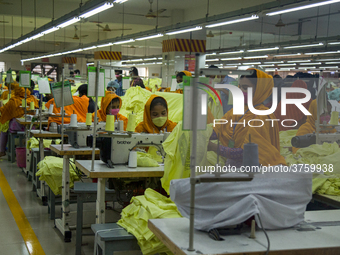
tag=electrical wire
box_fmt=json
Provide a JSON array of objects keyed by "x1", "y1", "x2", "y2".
[{"x1": 256, "y1": 213, "x2": 270, "y2": 255}]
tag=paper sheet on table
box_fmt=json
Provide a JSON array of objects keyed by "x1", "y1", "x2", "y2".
[
  {"x1": 20, "y1": 72, "x2": 31, "y2": 87},
  {"x1": 38, "y1": 78, "x2": 51, "y2": 94},
  {"x1": 88, "y1": 69, "x2": 105, "y2": 97}
]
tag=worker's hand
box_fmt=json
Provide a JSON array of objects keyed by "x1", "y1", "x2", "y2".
[{"x1": 207, "y1": 141, "x2": 218, "y2": 152}]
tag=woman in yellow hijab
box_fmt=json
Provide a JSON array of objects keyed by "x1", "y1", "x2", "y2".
[
  {"x1": 135, "y1": 95, "x2": 177, "y2": 133},
  {"x1": 95, "y1": 91, "x2": 128, "y2": 130},
  {"x1": 208, "y1": 69, "x2": 286, "y2": 167}
]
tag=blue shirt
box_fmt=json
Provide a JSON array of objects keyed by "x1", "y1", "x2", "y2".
[{"x1": 115, "y1": 79, "x2": 124, "y2": 96}]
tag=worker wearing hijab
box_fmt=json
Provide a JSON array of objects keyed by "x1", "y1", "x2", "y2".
[
  {"x1": 175, "y1": 71, "x2": 192, "y2": 93},
  {"x1": 135, "y1": 95, "x2": 177, "y2": 133},
  {"x1": 274, "y1": 79, "x2": 312, "y2": 131},
  {"x1": 208, "y1": 69, "x2": 286, "y2": 167},
  {"x1": 95, "y1": 91, "x2": 128, "y2": 130},
  {"x1": 0, "y1": 86, "x2": 39, "y2": 156},
  {"x1": 1, "y1": 82, "x2": 19, "y2": 100},
  {"x1": 77, "y1": 84, "x2": 95, "y2": 113}
]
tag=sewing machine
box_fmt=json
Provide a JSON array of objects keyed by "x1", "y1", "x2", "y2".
[
  {"x1": 87, "y1": 132, "x2": 169, "y2": 168},
  {"x1": 58, "y1": 122, "x2": 106, "y2": 148},
  {"x1": 291, "y1": 131, "x2": 340, "y2": 148}
]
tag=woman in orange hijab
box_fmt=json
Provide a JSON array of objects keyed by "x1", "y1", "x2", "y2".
[
  {"x1": 208, "y1": 69, "x2": 286, "y2": 167},
  {"x1": 95, "y1": 91, "x2": 128, "y2": 130},
  {"x1": 0, "y1": 86, "x2": 39, "y2": 156},
  {"x1": 274, "y1": 79, "x2": 312, "y2": 131},
  {"x1": 135, "y1": 95, "x2": 177, "y2": 133},
  {"x1": 1, "y1": 82, "x2": 19, "y2": 101}
]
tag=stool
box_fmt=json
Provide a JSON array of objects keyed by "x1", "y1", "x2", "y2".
[
  {"x1": 7, "y1": 131, "x2": 25, "y2": 163},
  {"x1": 74, "y1": 182, "x2": 116, "y2": 255},
  {"x1": 91, "y1": 223, "x2": 140, "y2": 255}
]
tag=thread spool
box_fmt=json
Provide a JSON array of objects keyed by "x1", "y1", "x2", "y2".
[
  {"x1": 42, "y1": 102, "x2": 46, "y2": 110},
  {"x1": 126, "y1": 113, "x2": 137, "y2": 132},
  {"x1": 48, "y1": 104, "x2": 54, "y2": 114},
  {"x1": 30, "y1": 101, "x2": 35, "y2": 110},
  {"x1": 106, "y1": 115, "x2": 115, "y2": 132},
  {"x1": 128, "y1": 150, "x2": 137, "y2": 168},
  {"x1": 86, "y1": 113, "x2": 92, "y2": 126},
  {"x1": 22, "y1": 99, "x2": 26, "y2": 107},
  {"x1": 70, "y1": 114, "x2": 78, "y2": 127},
  {"x1": 119, "y1": 120, "x2": 124, "y2": 131},
  {"x1": 330, "y1": 111, "x2": 339, "y2": 125},
  {"x1": 250, "y1": 220, "x2": 256, "y2": 239},
  {"x1": 35, "y1": 109, "x2": 39, "y2": 115},
  {"x1": 242, "y1": 135, "x2": 260, "y2": 172}
]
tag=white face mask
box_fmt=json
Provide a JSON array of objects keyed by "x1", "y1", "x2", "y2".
[{"x1": 73, "y1": 91, "x2": 79, "y2": 96}]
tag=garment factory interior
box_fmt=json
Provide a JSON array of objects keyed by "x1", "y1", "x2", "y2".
[{"x1": 0, "y1": 0, "x2": 340, "y2": 254}]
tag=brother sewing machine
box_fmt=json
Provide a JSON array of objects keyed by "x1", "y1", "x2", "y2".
[{"x1": 87, "y1": 131, "x2": 170, "y2": 168}]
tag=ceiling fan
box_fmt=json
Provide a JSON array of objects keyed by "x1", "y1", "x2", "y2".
[
  {"x1": 256, "y1": 15, "x2": 311, "y2": 27},
  {"x1": 119, "y1": 0, "x2": 170, "y2": 19},
  {"x1": 95, "y1": 24, "x2": 132, "y2": 32},
  {"x1": 56, "y1": 26, "x2": 88, "y2": 40},
  {"x1": 206, "y1": 30, "x2": 233, "y2": 38}
]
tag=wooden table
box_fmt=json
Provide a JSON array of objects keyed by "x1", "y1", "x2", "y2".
[
  {"x1": 50, "y1": 145, "x2": 100, "y2": 241},
  {"x1": 75, "y1": 159, "x2": 164, "y2": 224},
  {"x1": 313, "y1": 194, "x2": 340, "y2": 209},
  {"x1": 149, "y1": 210, "x2": 340, "y2": 255},
  {"x1": 16, "y1": 117, "x2": 48, "y2": 126}
]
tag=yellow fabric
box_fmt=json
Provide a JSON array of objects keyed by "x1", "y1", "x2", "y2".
[
  {"x1": 27, "y1": 137, "x2": 54, "y2": 149},
  {"x1": 117, "y1": 188, "x2": 182, "y2": 255},
  {"x1": 135, "y1": 94, "x2": 177, "y2": 133},
  {"x1": 137, "y1": 152, "x2": 159, "y2": 167},
  {"x1": 143, "y1": 78, "x2": 162, "y2": 92},
  {"x1": 182, "y1": 70, "x2": 192, "y2": 77},
  {"x1": 36, "y1": 156, "x2": 80, "y2": 195},
  {"x1": 279, "y1": 129, "x2": 298, "y2": 157},
  {"x1": 213, "y1": 68, "x2": 286, "y2": 166},
  {"x1": 208, "y1": 90, "x2": 224, "y2": 120},
  {"x1": 0, "y1": 120, "x2": 9, "y2": 132}
]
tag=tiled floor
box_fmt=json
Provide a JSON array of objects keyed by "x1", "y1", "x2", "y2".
[{"x1": 0, "y1": 158, "x2": 121, "y2": 255}]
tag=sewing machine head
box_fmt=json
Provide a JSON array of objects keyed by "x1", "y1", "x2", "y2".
[
  {"x1": 292, "y1": 132, "x2": 340, "y2": 148},
  {"x1": 87, "y1": 132, "x2": 169, "y2": 168}
]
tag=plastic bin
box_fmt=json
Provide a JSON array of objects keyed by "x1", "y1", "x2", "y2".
[{"x1": 16, "y1": 147, "x2": 26, "y2": 168}]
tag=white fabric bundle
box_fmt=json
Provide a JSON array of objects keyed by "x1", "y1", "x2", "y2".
[{"x1": 170, "y1": 169, "x2": 312, "y2": 231}]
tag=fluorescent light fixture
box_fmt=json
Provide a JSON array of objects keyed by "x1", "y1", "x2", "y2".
[
  {"x1": 53, "y1": 53, "x2": 62, "y2": 56},
  {"x1": 221, "y1": 57, "x2": 242, "y2": 61},
  {"x1": 70, "y1": 49, "x2": 83, "y2": 53},
  {"x1": 158, "y1": 57, "x2": 162, "y2": 60},
  {"x1": 329, "y1": 41, "x2": 340, "y2": 45},
  {"x1": 226, "y1": 63, "x2": 241, "y2": 65},
  {"x1": 279, "y1": 68, "x2": 292, "y2": 71},
  {"x1": 79, "y1": 2, "x2": 114, "y2": 19},
  {"x1": 320, "y1": 66, "x2": 338, "y2": 68},
  {"x1": 305, "y1": 51, "x2": 339, "y2": 55},
  {"x1": 58, "y1": 17, "x2": 79, "y2": 28},
  {"x1": 144, "y1": 57, "x2": 157, "y2": 61},
  {"x1": 21, "y1": 38, "x2": 32, "y2": 44},
  {"x1": 113, "y1": 39, "x2": 135, "y2": 45},
  {"x1": 318, "y1": 58, "x2": 340, "y2": 61},
  {"x1": 30, "y1": 33, "x2": 44, "y2": 40},
  {"x1": 130, "y1": 59, "x2": 143, "y2": 62},
  {"x1": 325, "y1": 62, "x2": 340, "y2": 64},
  {"x1": 206, "y1": 53, "x2": 216, "y2": 56},
  {"x1": 166, "y1": 26, "x2": 202, "y2": 35},
  {"x1": 220, "y1": 50, "x2": 244, "y2": 55},
  {"x1": 156, "y1": 62, "x2": 162, "y2": 64},
  {"x1": 267, "y1": 0, "x2": 340, "y2": 16},
  {"x1": 300, "y1": 62, "x2": 321, "y2": 65},
  {"x1": 243, "y1": 55, "x2": 268, "y2": 59},
  {"x1": 206, "y1": 15, "x2": 259, "y2": 28},
  {"x1": 243, "y1": 62, "x2": 261, "y2": 65},
  {"x1": 63, "y1": 51, "x2": 72, "y2": 54},
  {"x1": 283, "y1": 43, "x2": 323, "y2": 49},
  {"x1": 13, "y1": 42, "x2": 23, "y2": 47},
  {"x1": 238, "y1": 65, "x2": 254, "y2": 70},
  {"x1": 87, "y1": 62, "x2": 95, "y2": 65},
  {"x1": 265, "y1": 68, "x2": 277, "y2": 72},
  {"x1": 115, "y1": 0, "x2": 128, "y2": 3},
  {"x1": 136, "y1": 33, "x2": 163, "y2": 41},
  {"x1": 277, "y1": 63, "x2": 296, "y2": 66},
  {"x1": 274, "y1": 53, "x2": 301, "y2": 57},
  {"x1": 42, "y1": 27, "x2": 59, "y2": 35},
  {"x1": 83, "y1": 46, "x2": 97, "y2": 50},
  {"x1": 301, "y1": 66, "x2": 317, "y2": 69},
  {"x1": 247, "y1": 47, "x2": 279, "y2": 52},
  {"x1": 206, "y1": 59, "x2": 219, "y2": 62},
  {"x1": 264, "y1": 61, "x2": 284, "y2": 64},
  {"x1": 260, "y1": 64, "x2": 275, "y2": 67},
  {"x1": 287, "y1": 60, "x2": 310, "y2": 63},
  {"x1": 97, "y1": 43, "x2": 113, "y2": 48},
  {"x1": 224, "y1": 66, "x2": 238, "y2": 68}
]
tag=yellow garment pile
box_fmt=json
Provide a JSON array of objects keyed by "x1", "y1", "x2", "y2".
[
  {"x1": 36, "y1": 156, "x2": 80, "y2": 195},
  {"x1": 27, "y1": 137, "x2": 61, "y2": 149},
  {"x1": 119, "y1": 87, "x2": 183, "y2": 127},
  {"x1": 117, "y1": 188, "x2": 182, "y2": 255},
  {"x1": 279, "y1": 129, "x2": 298, "y2": 157},
  {"x1": 0, "y1": 120, "x2": 9, "y2": 132},
  {"x1": 144, "y1": 78, "x2": 162, "y2": 92}
]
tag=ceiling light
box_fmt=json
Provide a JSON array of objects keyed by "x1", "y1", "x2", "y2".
[
  {"x1": 279, "y1": 68, "x2": 292, "y2": 71},
  {"x1": 283, "y1": 43, "x2": 323, "y2": 49},
  {"x1": 130, "y1": 59, "x2": 143, "y2": 62},
  {"x1": 70, "y1": 49, "x2": 83, "y2": 53},
  {"x1": 30, "y1": 33, "x2": 44, "y2": 40},
  {"x1": 42, "y1": 27, "x2": 59, "y2": 35},
  {"x1": 53, "y1": 53, "x2": 62, "y2": 56},
  {"x1": 86, "y1": 62, "x2": 95, "y2": 65},
  {"x1": 277, "y1": 63, "x2": 296, "y2": 66},
  {"x1": 206, "y1": 53, "x2": 216, "y2": 56},
  {"x1": 226, "y1": 63, "x2": 241, "y2": 65},
  {"x1": 247, "y1": 47, "x2": 279, "y2": 52},
  {"x1": 220, "y1": 50, "x2": 244, "y2": 55},
  {"x1": 224, "y1": 66, "x2": 238, "y2": 68},
  {"x1": 221, "y1": 57, "x2": 242, "y2": 61},
  {"x1": 287, "y1": 60, "x2": 310, "y2": 63},
  {"x1": 260, "y1": 64, "x2": 275, "y2": 67},
  {"x1": 158, "y1": 57, "x2": 162, "y2": 60},
  {"x1": 97, "y1": 43, "x2": 113, "y2": 48},
  {"x1": 136, "y1": 33, "x2": 163, "y2": 41},
  {"x1": 274, "y1": 53, "x2": 301, "y2": 57},
  {"x1": 206, "y1": 15, "x2": 259, "y2": 28},
  {"x1": 318, "y1": 58, "x2": 340, "y2": 61},
  {"x1": 113, "y1": 39, "x2": 135, "y2": 45},
  {"x1": 156, "y1": 62, "x2": 162, "y2": 64},
  {"x1": 302, "y1": 66, "x2": 317, "y2": 69},
  {"x1": 58, "y1": 17, "x2": 79, "y2": 28},
  {"x1": 79, "y1": 2, "x2": 114, "y2": 19},
  {"x1": 206, "y1": 59, "x2": 219, "y2": 62},
  {"x1": 166, "y1": 26, "x2": 202, "y2": 35},
  {"x1": 83, "y1": 46, "x2": 97, "y2": 50},
  {"x1": 265, "y1": 68, "x2": 277, "y2": 72},
  {"x1": 114, "y1": 0, "x2": 128, "y2": 3},
  {"x1": 242, "y1": 62, "x2": 261, "y2": 65},
  {"x1": 144, "y1": 57, "x2": 157, "y2": 61},
  {"x1": 325, "y1": 62, "x2": 340, "y2": 64},
  {"x1": 305, "y1": 51, "x2": 339, "y2": 55},
  {"x1": 300, "y1": 62, "x2": 321, "y2": 65},
  {"x1": 320, "y1": 66, "x2": 338, "y2": 68},
  {"x1": 264, "y1": 61, "x2": 284, "y2": 64},
  {"x1": 328, "y1": 41, "x2": 340, "y2": 45},
  {"x1": 243, "y1": 55, "x2": 268, "y2": 59},
  {"x1": 266, "y1": 0, "x2": 340, "y2": 16}
]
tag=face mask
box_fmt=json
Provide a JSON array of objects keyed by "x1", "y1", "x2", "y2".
[
  {"x1": 177, "y1": 83, "x2": 183, "y2": 89},
  {"x1": 320, "y1": 115, "x2": 331, "y2": 124},
  {"x1": 152, "y1": 117, "x2": 167, "y2": 127},
  {"x1": 110, "y1": 108, "x2": 120, "y2": 115},
  {"x1": 242, "y1": 91, "x2": 248, "y2": 105}
]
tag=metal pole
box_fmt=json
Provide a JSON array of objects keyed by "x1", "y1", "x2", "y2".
[
  {"x1": 39, "y1": 93, "x2": 42, "y2": 133},
  {"x1": 24, "y1": 88, "x2": 27, "y2": 123},
  {"x1": 91, "y1": 60, "x2": 100, "y2": 171},
  {"x1": 61, "y1": 69, "x2": 64, "y2": 151},
  {"x1": 188, "y1": 53, "x2": 200, "y2": 251}
]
